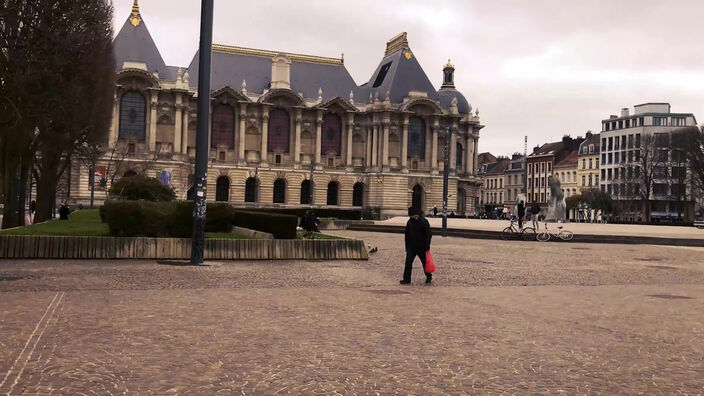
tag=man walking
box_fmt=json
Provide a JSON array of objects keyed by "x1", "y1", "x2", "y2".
[
  {"x1": 401, "y1": 207, "x2": 432, "y2": 285},
  {"x1": 530, "y1": 203, "x2": 541, "y2": 230},
  {"x1": 517, "y1": 200, "x2": 525, "y2": 229}
]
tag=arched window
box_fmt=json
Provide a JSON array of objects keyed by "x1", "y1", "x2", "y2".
[
  {"x1": 268, "y1": 109, "x2": 290, "y2": 153},
  {"x1": 300, "y1": 180, "x2": 312, "y2": 204},
  {"x1": 456, "y1": 142, "x2": 463, "y2": 169},
  {"x1": 412, "y1": 185, "x2": 424, "y2": 211},
  {"x1": 245, "y1": 177, "x2": 257, "y2": 203},
  {"x1": 211, "y1": 105, "x2": 235, "y2": 149},
  {"x1": 123, "y1": 170, "x2": 137, "y2": 178},
  {"x1": 273, "y1": 179, "x2": 286, "y2": 203},
  {"x1": 327, "y1": 182, "x2": 339, "y2": 206},
  {"x1": 119, "y1": 91, "x2": 146, "y2": 140},
  {"x1": 353, "y1": 182, "x2": 364, "y2": 207},
  {"x1": 215, "y1": 176, "x2": 230, "y2": 202},
  {"x1": 408, "y1": 116, "x2": 426, "y2": 159},
  {"x1": 321, "y1": 113, "x2": 342, "y2": 156}
]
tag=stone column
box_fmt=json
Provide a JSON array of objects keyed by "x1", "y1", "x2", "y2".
[
  {"x1": 346, "y1": 113, "x2": 354, "y2": 168},
  {"x1": 174, "y1": 93, "x2": 183, "y2": 157},
  {"x1": 238, "y1": 103, "x2": 247, "y2": 164},
  {"x1": 401, "y1": 115, "x2": 409, "y2": 173},
  {"x1": 473, "y1": 137, "x2": 479, "y2": 175},
  {"x1": 450, "y1": 127, "x2": 457, "y2": 173},
  {"x1": 371, "y1": 124, "x2": 379, "y2": 168},
  {"x1": 365, "y1": 125, "x2": 372, "y2": 168},
  {"x1": 294, "y1": 108, "x2": 302, "y2": 168},
  {"x1": 466, "y1": 135, "x2": 473, "y2": 175},
  {"x1": 261, "y1": 109, "x2": 269, "y2": 166},
  {"x1": 315, "y1": 111, "x2": 323, "y2": 169},
  {"x1": 109, "y1": 92, "x2": 119, "y2": 145},
  {"x1": 431, "y1": 125, "x2": 438, "y2": 174},
  {"x1": 149, "y1": 90, "x2": 158, "y2": 152},
  {"x1": 382, "y1": 121, "x2": 390, "y2": 169},
  {"x1": 181, "y1": 104, "x2": 189, "y2": 155}
]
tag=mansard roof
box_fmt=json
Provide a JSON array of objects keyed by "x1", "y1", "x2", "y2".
[
  {"x1": 187, "y1": 45, "x2": 357, "y2": 103},
  {"x1": 438, "y1": 88, "x2": 470, "y2": 115},
  {"x1": 355, "y1": 33, "x2": 439, "y2": 104}
]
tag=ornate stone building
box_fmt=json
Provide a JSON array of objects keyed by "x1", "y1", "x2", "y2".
[{"x1": 69, "y1": 1, "x2": 484, "y2": 218}]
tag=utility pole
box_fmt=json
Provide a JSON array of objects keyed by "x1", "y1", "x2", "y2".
[
  {"x1": 442, "y1": 126, "x2": 451, "y2": 237},
  {"x1": 523, "y1": 135, "x2": 528, "y2": 197},
  {"x1": 190, "y1": 0, "x2": 214, "y2": 265}
]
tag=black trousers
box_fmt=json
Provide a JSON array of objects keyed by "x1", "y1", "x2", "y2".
[
  {"x1": 403, "y1": 249, "x2": 431, "y2": 282},
  {"x1": 518, "y1": 215, "x2": 524, "y2": 228}
]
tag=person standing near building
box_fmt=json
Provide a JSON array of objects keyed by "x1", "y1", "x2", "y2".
[
  {"x1": 400, "y1": 207, "x2": 432, "y2": 285},
  {"x1": 517, "y1": 200, "x2": 525, "y2": 229},
  {"x1": 530, "y1": 203, "x2": 541, "y2": 230}
]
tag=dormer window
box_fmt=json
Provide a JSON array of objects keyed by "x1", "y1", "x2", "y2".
[{"x1": 373, "y1": 62, "x2": 392, "y2": 88}]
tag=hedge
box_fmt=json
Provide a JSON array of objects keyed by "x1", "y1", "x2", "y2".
[
  {"x1": 101, "y1": 201, "x2": 297, "y2": 239},
  {"x1": 236, "y1": 208, "x2": 362, "y2": 220},
  {"x1": 108, "y1": 175, "x2": 175, "y2": 201}
]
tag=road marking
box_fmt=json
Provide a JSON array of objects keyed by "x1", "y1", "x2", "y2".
[{"x1": 0, "y1": 292, "x2": 65, "y2": 395}]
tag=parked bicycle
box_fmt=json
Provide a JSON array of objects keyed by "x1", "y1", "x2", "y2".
[
  {"x1": 501, "y1": 217, "x2": 536, "y2": 241},
  {"x1": 536, "y1": 222, "x2": 574, "y2": 242}
]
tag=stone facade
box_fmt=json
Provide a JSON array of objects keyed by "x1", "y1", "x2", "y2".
[{"x1": 68, "y1": 2, "x2": 484, "y2": 218}]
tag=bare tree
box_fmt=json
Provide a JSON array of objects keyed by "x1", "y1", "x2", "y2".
[
  {"x1": 624, "y1": 133, "x2": 669, "y2": 222},
  {"x1": 678, "y1": 126, "x2": 704, "y2": 219}
]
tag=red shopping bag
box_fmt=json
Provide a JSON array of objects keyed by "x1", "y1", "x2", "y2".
[{"x1": 425, "y1": 251, "x2": 436, "y2": 273}]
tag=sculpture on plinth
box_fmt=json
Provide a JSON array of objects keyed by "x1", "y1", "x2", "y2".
[{"x1": 548, "y1": 177, "x2": 566, "y2": 221}]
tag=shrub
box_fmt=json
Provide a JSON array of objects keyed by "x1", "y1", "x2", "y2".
[
  {"x1": 233, "y1": 210, "x2": 297, "y2": 239},
  {"x1": 109, "y1": 175, "x2": 175, "y2": 202}
]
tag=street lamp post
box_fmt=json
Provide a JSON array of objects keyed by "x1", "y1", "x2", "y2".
[
  {"x1": 309, "y1": 158, "x2": 315, "y2": 206},
  {"x1": 442, "y1": 126, "x2": 451, "y2": 237},
  {"x1": 190, "y1": 0, "x2": 214, "y2": 265}
]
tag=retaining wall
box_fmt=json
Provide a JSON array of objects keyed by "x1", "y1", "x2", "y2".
[{"x1": 0, "y1": 235, "x2": 368, "y2": 260}]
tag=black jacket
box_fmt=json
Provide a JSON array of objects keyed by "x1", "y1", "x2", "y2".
[
  {"x1": 517, "y1": 203, "x2": 525, "y2": 216},
  {"x1": 405, "y1": 216, "x2": 431, "y2": 252}
]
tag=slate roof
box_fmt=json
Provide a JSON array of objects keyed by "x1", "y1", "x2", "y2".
[
  {"x1": 113, "y1": 6, "x2": 469, "y2": 108},
  {"x1": 579, "y1": 132, "x2": 601, "y2": 156},
  {"x1": 554, "y1": 149, "x2": 579, "y2": 168},
  {"x1": 485, "y1": 158, "x2": 510, "y2": 176},
  {"x1": 438, "y1": 88, "x2": 470, "y2": 114},
  {"x1": 529, "y1": 142, "x2": 564, "y2": 157},
  {"x1": 353, "y1": 47, "x2": 439, "y2": 104},
  {"x1": 187, "y1": 48, "x2": 357, "y2": 103}
]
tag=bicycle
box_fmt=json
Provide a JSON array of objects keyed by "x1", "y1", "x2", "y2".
[
  {"x1": 501, "y1": 218, "x2": 536, "y2": 241},
  {"x1": 536, "y1": 222, "x2": 574, "y2": 242}
]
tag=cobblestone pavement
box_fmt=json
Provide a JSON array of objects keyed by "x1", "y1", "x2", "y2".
[{"x1": 1, "y1": 232, "x2": 704, "y2": 394}]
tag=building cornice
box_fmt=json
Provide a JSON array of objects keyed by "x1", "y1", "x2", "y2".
[{"x1": 212, "y1": 44, "x2": 344, "y2": 66}]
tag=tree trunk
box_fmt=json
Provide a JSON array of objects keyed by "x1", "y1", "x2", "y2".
[
  {"x1": 33, "y1": 153, "x2": 64, "y2": 223},
  {"x1": 0, "y1": 147, "x2": 29, "y2": 229}
]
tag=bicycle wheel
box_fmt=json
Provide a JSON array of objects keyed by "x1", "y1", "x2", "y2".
[
  {"x1": 559, "y1": 230, "x2": 574, "y2": 241},
  {"x1": 521, "y1": 227, "x2": 536, "y2": 241},
  {"x1": 536, "y1": 231, "x2": 550, "y2": 242},
  {"x1": 501, "y1": 227, "x2": 514, "y2": 240}
]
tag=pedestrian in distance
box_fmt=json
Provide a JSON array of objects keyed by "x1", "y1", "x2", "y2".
[
  {"x1": 530, "y1": 203, "x2": 541, "y2": 230},
  {"x1": 433, "y1": 206, "x2": 438, "y2": 217},
  {"x1": 59, "y1": 202, "x2": 70, "y2": 220},
  {"x1": 517, "y1": 200, "x2": 525, "y2": 229},
  {"x1": 400, "y1": 206, "x2": 433, "y2": 285},
  {"x1": 300, "y1": 210, "x2": 320, "y2": 238}
]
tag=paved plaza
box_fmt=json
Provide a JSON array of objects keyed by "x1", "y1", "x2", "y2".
[
  {"x1": 379, "y1": 217, "x2": 704, "y2": 239},
  {"x1": 1, "y1": 232, "x2": 704, "y2": 393}
]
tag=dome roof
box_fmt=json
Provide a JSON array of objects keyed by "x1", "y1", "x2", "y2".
[{"x1": 438, "y1": 88, "x2": 470, "y2": 114}]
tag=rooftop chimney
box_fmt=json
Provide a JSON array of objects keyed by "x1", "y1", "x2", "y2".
[{"x1": 621, "y1": 108, "x2": 630, "y2": 117}]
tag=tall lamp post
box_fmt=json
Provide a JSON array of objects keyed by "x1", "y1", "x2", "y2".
[
  {"x1": 442, "y1": 126, "x2": 451, "y2": 237},
  {"x1": 190, "y1": 0, "x2": 214, "y2": 265},
  {"x1": 309, "y1": 158, "x2": 315, "y2": 205}
]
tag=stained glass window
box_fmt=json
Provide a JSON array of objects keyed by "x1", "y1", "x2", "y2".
[
  {"x1": 268, "y1": 109, "x2": 290, "y2": 153},
  {"x1": 211, "y1": 105, "x2": 235, "y2": 149},
  {"x1": 408, "y1": 116, "x2": 425, "y2": 159},
  {"x1": 321, "y1": 113, "x2": 342, "y2": 156},
  {"x1": 119, "y1": 91, "x2": 146, "y2": 140}
]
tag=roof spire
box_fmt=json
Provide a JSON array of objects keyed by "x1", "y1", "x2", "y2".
[{"x1": 129, "y1": 0, "x2": 142, "y2": 27}]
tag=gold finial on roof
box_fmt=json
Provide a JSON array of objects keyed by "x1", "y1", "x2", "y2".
[
  {"x1": 129, "y1": 0, "x2": 142, "y2": 27},
  {"x1": 444, "y1": 59, "x2": 454, "y2": 69}
]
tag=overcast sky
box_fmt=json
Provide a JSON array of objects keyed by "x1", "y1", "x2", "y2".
[{"x1": 113, "y1": 0, "x2": 704, "y2": 156}]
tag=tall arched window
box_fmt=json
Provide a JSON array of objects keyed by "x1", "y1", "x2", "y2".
[
  {"x1": 327, "y1": 182, "x2": 339, "y2": 206},
  {"x1": 245, "y1": 177, "x2": 257, "y2": 203},
  {"x1": 321, "y1": 113, "x2": 342, "y2": 156},
  {"x1": 412, "y1": 184, "x2": 424, "y2": 211},
  {"x1": 408, "y1": 116, "x2": 426, "y2": 159},
  {"x1": 353, "y1": 182, "x2": 364, "y2": 207},
  {"x1": 456, "y1": 142, "x2": 463, "y2": 169},
  {"x1": 268, "y1": 109, "x2": 290, "y2": 153},
  {"x1": 211, "y1": 105, "x2": 235, "y2": 149},
  {"x1": 273, "y1": 179, "x2": 286, "y2": 203},
  {"x1": 215, "y1": 176, "x2": 230, "y2": 202},
  {"x1": 119, "y1": 91, "x2": 146, "y2": 140},
  {"x1": 300, "y1": 180, "x2": 312, "y2": 204}
]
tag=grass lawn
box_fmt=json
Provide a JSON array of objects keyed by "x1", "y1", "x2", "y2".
[
  {"x1": 1, "y1": 209, "x2": 247, "y2": 239},
  {"x1": 0, "y1": 209, "x2": 110, "y2": 236},
  {"x1": 296, "y1": 231, "x2": 345, "y2": 240}
]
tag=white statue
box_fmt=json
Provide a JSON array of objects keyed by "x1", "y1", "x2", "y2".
[{"x1": 548, "y1": 177, "x2": 566, "y2": 221}]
